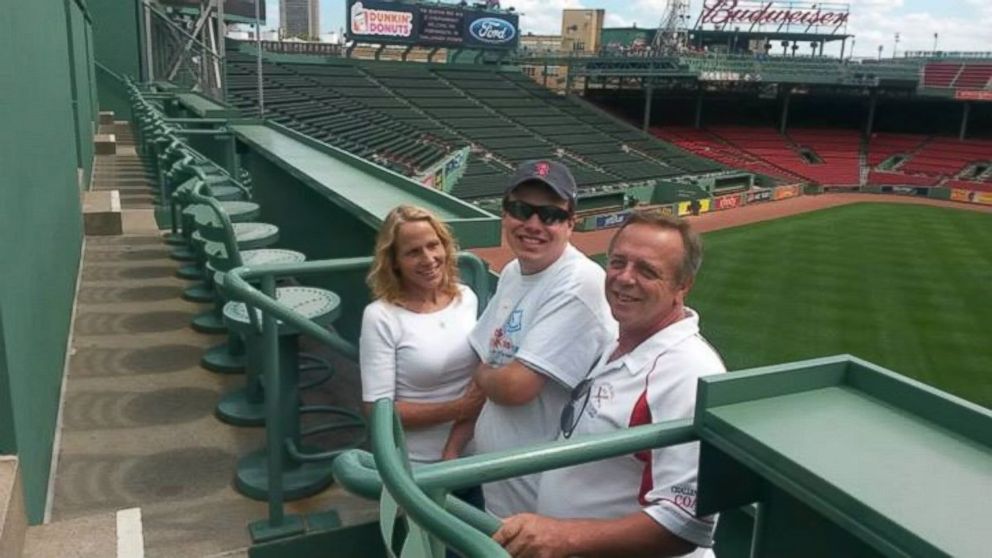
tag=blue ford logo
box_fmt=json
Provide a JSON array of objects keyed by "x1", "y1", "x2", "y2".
[{"x1": 469, "y1": 18, "x2": 516, "y2": 44}]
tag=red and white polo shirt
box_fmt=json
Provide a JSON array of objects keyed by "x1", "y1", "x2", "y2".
[{"x1": 535, "y1": 308, "x2": 725, "y2": 550}]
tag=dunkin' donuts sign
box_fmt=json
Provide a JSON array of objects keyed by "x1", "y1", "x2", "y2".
[
  {"x1": 350, "y1": 2, "x2": 414, "y2": 38},
  {"x1": 346, "y1": 0, "x2": 518, "y2": 49},
  {"x1": 699, "y1": 0, "x2": 850, "y2": 31}
]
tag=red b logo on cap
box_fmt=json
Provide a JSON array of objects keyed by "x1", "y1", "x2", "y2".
[{"x1": 534, "y1": 162, "x2": 550, "y2": 177}]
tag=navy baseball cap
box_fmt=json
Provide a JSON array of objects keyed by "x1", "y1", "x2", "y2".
[{"x1": 505, "y1": 160, "x2": 578, "y2": 204}]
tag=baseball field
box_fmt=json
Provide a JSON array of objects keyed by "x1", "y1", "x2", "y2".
[{"x1": 686, "y1": 202, "x2": 992, "y2": 409}]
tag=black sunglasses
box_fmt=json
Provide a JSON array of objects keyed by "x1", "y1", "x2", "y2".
[
  {"x1": 503, "y1": 199, "x2": 572, "y2": 225},
  {"x1": 560, "y1": 378, "x2": 593, "y2": 439}
]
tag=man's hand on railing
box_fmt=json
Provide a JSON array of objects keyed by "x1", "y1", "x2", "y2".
[
  {"x1": 493, "y1": 513, "x2": 572, "y2": 558},
  {"x1": 494, "y1": 512, "x2": 695, "y2": 558}
]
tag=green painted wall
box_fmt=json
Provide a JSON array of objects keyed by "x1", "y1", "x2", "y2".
[
  {"x1": 0, "y1": 1, "x2": 89, "y2": 523},
  {"x1": 89, "y1": 0, "x2": 143, "y2": 118},
  {"x1": 0, "y1": 312, "x2": 13, "y2": 458},
  {"x1": 67, "y1": 0, "x2": 96, "y2": 188}
]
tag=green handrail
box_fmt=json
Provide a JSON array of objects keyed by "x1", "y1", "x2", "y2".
[
  {"x1": 220, "y1": 252, "x2": 491, "y2": 542},
  {"x1": 335, "y1": 417, "x2": 696, "y2": 500},
  {"x1": 331, "y1": 451, "x2": 499, "y2": 535},
  {"x1": 221, "y1": 252, "x2": 491, "y2": 359},
  {"x1": 219, "y1": 252, "x2": 490, "y2": 542},
  {"x1": 188, "y1": 176, "x2": 244, "y2": 269},
  {"x1": 371, "y1": 400, "x2": 509, "y2": 557},
  {"x1": 333, "y1": 405, "x2": 697, "y2": 555}
]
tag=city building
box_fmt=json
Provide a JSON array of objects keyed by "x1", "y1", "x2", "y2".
[
  {"x1": 561, "y1": 8, "x2": 605, "y2": 53},
  {"x1": 281, "y1": 0, "x2": 319, "y2": 40}
]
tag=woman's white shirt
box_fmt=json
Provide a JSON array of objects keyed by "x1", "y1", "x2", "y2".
[{"x1": 360, "y1": 284, "x2": 479, "y2": 463}]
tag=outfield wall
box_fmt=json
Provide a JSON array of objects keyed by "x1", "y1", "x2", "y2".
[
  {"x1": 576, "y1": 185, "x2": 796, "y2": 231},
  {"x1": 950, "y1": 188, "x2": 992, "y2": 206}
]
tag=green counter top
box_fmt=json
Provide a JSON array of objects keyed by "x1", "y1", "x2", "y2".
[
  {"x1": 697, "y1": 355, "x2": 992, "y2": 558},
  {"x1": 231, "y1": 123, "x2": 500, "y2": 248}
]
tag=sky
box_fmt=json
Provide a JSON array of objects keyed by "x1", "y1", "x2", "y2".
[{"x1": 261, "y1": 0, "x2": 992, "y2": 58}]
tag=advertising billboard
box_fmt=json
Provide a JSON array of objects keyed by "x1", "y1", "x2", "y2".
[
  {"x1": 347, "y1": 0, "x2": 518, "y2": 49},
  {"x1": 159, "y1": 0, "x2": 266, "y2": 22},
  {"x1": 696, "y1": 0, "x2": 850, "y2": 35},
  {"x1": 954, "y1": 90, "x2": 992, "y2": 102}
]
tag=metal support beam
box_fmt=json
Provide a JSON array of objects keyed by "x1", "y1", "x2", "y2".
[
  {"x1": 144, "y1": 3, "x2": 154, "y2": 81},
  {"x1": 166, "y1": 0, "x2": 216, "y2": 81},
  {"x1": 960, "y1": 102, "x2": 970, "y2": 140},
  {"x1": 779, "y1": 89, "x2": 791, "y2": 135},
  {"x1": 217, "y1": 0, "x2": 226, "y2": 101},
  {"x1": 694, "y1": 90, "x2": 704, "y2": 129},
  {"x1": 254, "y1": 0, "x2": 264, "y2": 116},
  {"x1": 643, "y1": 82, "x2": 654, "y2": 131},
  {"x1": 865, "y1": 90, "x2": 877, "y2": 139}
]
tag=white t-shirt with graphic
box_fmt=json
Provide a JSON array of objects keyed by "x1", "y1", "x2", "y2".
[
  {"x1": 468, "y1": 245, "x2": 617, "y2": 517},
  {"x1": 360, "y1": 284, "x2": 479, "y2": 464}
]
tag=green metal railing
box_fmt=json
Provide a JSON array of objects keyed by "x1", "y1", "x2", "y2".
[
  {"x1": 333, "y1": 401, "x2": 698, "y2": 557},
  {"x1": 222, "y1": 252, "x2": 492, "y2": 542},
  {"x1": 125, "y1": 78, "x2": 240, "y2": 206},
  {"x1": 371, "y1": 402, "x2": 507, "y2": 557}
]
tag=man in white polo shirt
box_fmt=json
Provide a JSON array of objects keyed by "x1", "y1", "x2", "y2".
[
  {"x1": 463, "y1": 160, "x2": 616, "y2": 519},
  {"x1": 493, "y1": 211, "x2": 726, "y2": 558}
]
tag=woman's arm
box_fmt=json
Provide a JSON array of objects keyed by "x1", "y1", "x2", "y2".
[
  {"x1": 439, "y1": 381, "x2": 486, "y2": 458},
  {"x1": 441, "y1": 418, "x2": 477, "y2": 460},
  {"x1": 361, "y1": 398, "x2": 471, "y2": 430}
]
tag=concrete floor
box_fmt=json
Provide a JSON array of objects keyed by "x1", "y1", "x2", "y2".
[{"x1": 51, "y1": 125, "x2": 376, "y2": 557}]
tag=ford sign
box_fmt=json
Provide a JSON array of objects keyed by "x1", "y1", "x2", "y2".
[{"x1": 468, "y1": 18, "x2": 516, "y2": 45}]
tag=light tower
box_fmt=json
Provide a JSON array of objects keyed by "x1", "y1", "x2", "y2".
[{"x1": 653, "y1": 0, "x2": 691, "y2": 53}]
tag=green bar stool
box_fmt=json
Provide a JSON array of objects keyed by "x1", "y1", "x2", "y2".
[
  {"x1": 170, "y1": 177, "x2": 250, "y2": 262},
  {"x1": 200, "y1": 247, "x2": 306, "y2": 373},
  {"x1": 185, "y1": 184, "x2": 306, "y2": 371},
  {"x1": 181, "y1": 201, "x2": 263, "y2": 302},
  {"x1": 216, "y1": 287, "x2": 334, "y2": 426},
  {"x1": 228, "y1": 287, "x2": 362, "y2": 501},
  {"x1": 183, "y1": 221, "x2": 280, "y2": 304}
]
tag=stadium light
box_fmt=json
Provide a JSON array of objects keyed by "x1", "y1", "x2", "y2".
[
  {"x1": 893, "y1": 32, "x2": 900, "y2": 58},
  {"x1": 877, "y1": 44, "x2": 883, "y2": 60},
  {"x1": 933, "y1": 32, "x2": 939, "y2": 54}
]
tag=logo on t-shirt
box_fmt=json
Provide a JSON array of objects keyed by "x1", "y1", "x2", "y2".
[
  {"x1": 487, "y1": 309, "x2": 524, "y2": 366},
  {"x1": 506, "y1": 309, "x2": 523, "y2": 332},
  {"x1": 588, "y1": 381, "x2": 614, "y2": 418},
  {"x1": 488, "y1": 326, "x2": 517, "y2": 366}
]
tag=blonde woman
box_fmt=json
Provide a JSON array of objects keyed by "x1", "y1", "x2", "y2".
[{"x1": 360, "y1": 205, "x2": 484, "y2": 465}]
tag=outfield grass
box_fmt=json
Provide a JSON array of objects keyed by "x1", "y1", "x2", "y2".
[{"x1": 684, "y1": 203, "x2": 992, "y2": 409}]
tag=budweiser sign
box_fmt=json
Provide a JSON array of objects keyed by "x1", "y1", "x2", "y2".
[{"x1": 700, "y1": 0, "x2": 850, "y2": 30}]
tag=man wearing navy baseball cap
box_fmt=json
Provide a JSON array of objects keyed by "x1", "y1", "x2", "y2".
[{"x1": 444, "y1": 160, "x2": 617, "y2": 518}]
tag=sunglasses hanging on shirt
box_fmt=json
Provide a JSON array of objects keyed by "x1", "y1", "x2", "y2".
[{"x1": 560, "y1": 378, "x2": 593, "y2": 439}]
